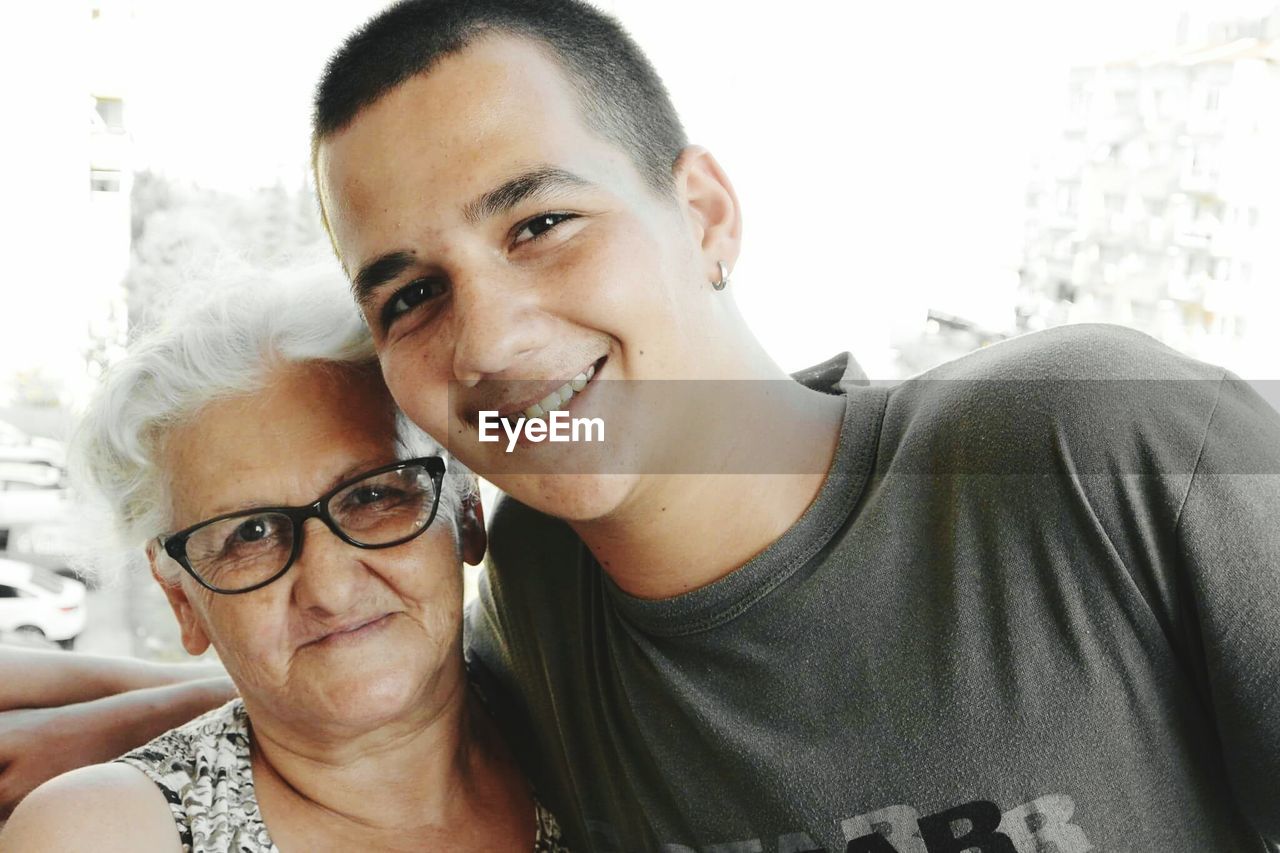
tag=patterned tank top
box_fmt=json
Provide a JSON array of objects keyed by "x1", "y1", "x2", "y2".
[{"x1": 116, "y1": 700, "x2": 569, "y2": 852}]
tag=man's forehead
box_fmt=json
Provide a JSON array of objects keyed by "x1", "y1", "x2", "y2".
[
  {"x1": 320, "y1": 36, "x2": 588, "y2": 181},
  {"x1": 316, "y1": 37, "x2": 602, "y2": 244},
  {"x1": 318, "y1": 37, "x2": 647, "y2": 276}
]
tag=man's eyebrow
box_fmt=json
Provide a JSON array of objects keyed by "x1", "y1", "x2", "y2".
[
  {"x1": 349, "y1": 168, "x2": 590, "y2": 310},
  {"x1": 352, "y1": 251, "x2": 417, "y2": 311},
  {"x1": 462, "y1": 166, "x2": 592, "y2": 226}
]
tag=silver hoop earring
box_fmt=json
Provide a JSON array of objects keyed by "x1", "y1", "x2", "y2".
[{"x1": 712, "y1": 260, "x2": 730, "y2": 291}]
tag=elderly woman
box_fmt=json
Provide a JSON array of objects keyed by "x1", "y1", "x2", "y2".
[{"x1": 0, "y1": 269, "x2": 566, "y2": 851}]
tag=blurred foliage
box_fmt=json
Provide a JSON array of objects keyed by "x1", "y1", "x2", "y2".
[{"x1": 124, "y1": 171, "x2": 328, "y2": 330}]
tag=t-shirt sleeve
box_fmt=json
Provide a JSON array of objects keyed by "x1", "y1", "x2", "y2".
[{"x1": 1173, "y1": 372, "x2": 1280, "y2": 841}]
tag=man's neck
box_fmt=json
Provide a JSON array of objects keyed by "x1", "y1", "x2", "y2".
[{"x1": 574, "y1": 378, "x2": 847, "y2": 600}]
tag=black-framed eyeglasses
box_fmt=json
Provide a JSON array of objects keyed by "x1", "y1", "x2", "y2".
[{"x1": 157, "y1": 456, "x2": 446, "y2": 595}]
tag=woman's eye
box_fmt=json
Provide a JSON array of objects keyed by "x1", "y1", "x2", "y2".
[
  {"x1": 349, "y1": 485, "x2": 389, "y2": 506},
  {"x1": 514, "y1": 212, "x2": 577, "y2": 245},
  {"x1": 226, "y1": 516, "x2": 279, "y2": 549},
  {"x1": 236, "y1": 519, "x2": 269, "y2": 542},
  {"x1": 383, "y1": 278, "x2": 445, "y2": 328}
]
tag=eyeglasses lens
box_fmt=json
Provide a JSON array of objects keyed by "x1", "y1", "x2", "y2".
[
  {"x1": 328, "y1": 465, "x2": 438, "y2": 545},
  {"x1": 186, "y1": 512, "x2": 295, "y2": 591}
]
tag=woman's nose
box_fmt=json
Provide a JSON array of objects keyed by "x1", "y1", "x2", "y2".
[{"x1": 288, "y1": 517, "x2": 369, "y2": 615}]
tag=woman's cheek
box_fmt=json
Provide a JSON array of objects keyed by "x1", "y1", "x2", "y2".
[{"x1": 204, "y1": 597, "x2": 293, "y2": 685}]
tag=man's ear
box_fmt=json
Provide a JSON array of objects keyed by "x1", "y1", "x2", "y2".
[
  {"x1": 146, "y1": 541, "x2": 211, "y2": 656},
  {"x1": 458, "y1": 493, "x2": 488, "y2": 566},
  {"x1": 672, "y1": 145, "x2": 742, "y2": 277}
]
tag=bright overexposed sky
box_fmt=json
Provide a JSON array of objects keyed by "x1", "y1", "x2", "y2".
[
  {"x1": 120, "y1": 0, "x2": 1280, "y2": 374},
  {"x1": 4, "y1": 0, "x2": 1277, "y2": 387}
]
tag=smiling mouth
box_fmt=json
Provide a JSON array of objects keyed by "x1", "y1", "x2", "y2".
[
  {"x1": 519, "y1": 357, "x2": 602, "y2": 420},
  {"x1": 304, "y1": 613, "x2": 393, "y2": 648},
  {"x1": 480, "y1": 355, "x2": 606, "y2": 429}
]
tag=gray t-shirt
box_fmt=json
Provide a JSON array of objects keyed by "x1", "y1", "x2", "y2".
[{"x1": 465, "y1": 324, "x2": 1280, "y2": 853}]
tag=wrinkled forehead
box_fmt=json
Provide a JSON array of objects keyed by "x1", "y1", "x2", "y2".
[
  {"x1": 162, "y1": 363, "x2": 400, "y2": 524},
  {"x1": 315, "y1": 36, "x2": 632, "y2": 266}
]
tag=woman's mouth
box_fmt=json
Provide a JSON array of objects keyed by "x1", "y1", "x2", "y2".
[{"x1": 304, "y1": 612, "x2": 394, "y2": 649}]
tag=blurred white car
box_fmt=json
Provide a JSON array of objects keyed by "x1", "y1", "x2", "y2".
[
  {"x1": 0, "y1": 420, "x2": 66, "y2": 478},
  {"x1": 0, "y1": 556, "x2": 86, "y2": 649}
]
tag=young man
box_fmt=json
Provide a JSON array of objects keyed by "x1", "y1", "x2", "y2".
[
  {"x1": 3, "y1": 1, "x2": 1277, "y2": 850},
  {"x1": 309, "y1": 2, "x2": 1280, "y2": 851}
]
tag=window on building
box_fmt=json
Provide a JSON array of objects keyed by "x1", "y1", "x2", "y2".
[
  {"x1": 1191, "y1": 144, "x2": 1216, "y2": 177},
  {"x1": 90, "y1": 169, "x2": 121, "y2": 192},
  {"x1": 1056, "y1": 183, "x2": 1078, "y2": 215},
  {"x1": 1070, "y1": 88, "x2": 1091, "y2": 120},
  {"x1": 1092, "y1": 143, "x2": 1117, "y2": 162},
  {"x1": 1193, "y1": 199, "x2": 1223, "y2": 229},
  {"x1": 93, "y1": 96, "x2": 125, "y2": 132}
]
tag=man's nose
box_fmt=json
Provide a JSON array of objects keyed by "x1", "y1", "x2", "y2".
[
  {"x1": 289, "y1": 517, "x2": 367, "y2": 615},
  {"x1": 449, "y1": 272, "x2": 543, "y2": 386}
]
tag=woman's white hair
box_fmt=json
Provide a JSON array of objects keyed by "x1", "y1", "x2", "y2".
[{"x1": 70, "y1": 259, "x2": 473, "y2": 585}]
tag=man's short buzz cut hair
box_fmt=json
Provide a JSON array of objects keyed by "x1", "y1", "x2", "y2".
[{"x1": 312, "y1": 0, "x2": 689, "y2": 194}]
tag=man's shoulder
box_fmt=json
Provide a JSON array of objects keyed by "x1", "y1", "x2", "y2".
[
  {"x1": 0, "y1": 763, "x2": 178, "y2": 852},
  {"x1": 920, "y1": 323, "x2": 1218, "y2": 382},
  {"x1": 882, "y1": 324, "x2": 1224, "y2": 475}
]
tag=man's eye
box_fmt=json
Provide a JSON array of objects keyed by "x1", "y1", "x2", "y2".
[
  {"x1": 383, "y1": 278, "x2": 445, "y2": 327},
  {"x1": 513, "y1": 212, "x2": 578, "y2": 245}
]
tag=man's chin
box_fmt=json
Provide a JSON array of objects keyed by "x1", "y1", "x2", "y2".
[{"x1": 493, "y1": 471, "x2": 638, "y2": 523}]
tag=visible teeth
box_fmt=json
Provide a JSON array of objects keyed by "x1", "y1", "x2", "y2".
[
  {"x1": 537, "y1": 390, "x2": 563, "y2": 411},
  {"x1": 520, "y1": 363, "x2": 598, "y2": 420}
]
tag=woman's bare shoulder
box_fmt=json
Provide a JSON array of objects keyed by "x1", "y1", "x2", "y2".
[{"x1": 0, "y1": 763, "x2": 180, "y2": 852}]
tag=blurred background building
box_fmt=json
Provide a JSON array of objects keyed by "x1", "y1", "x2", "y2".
[
  {"x1": 1, "y1": 2, "x2": 134, "y2": 655},
  {"x1": 1015, "y1": 7, "x2": 1280, "y2": 374},
  {"x1": 1, "y1": 1, "x2": 322, "y2": 659},
  {"x1": 1, "y1": 2, "x2": 131, "y2": 417}
]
